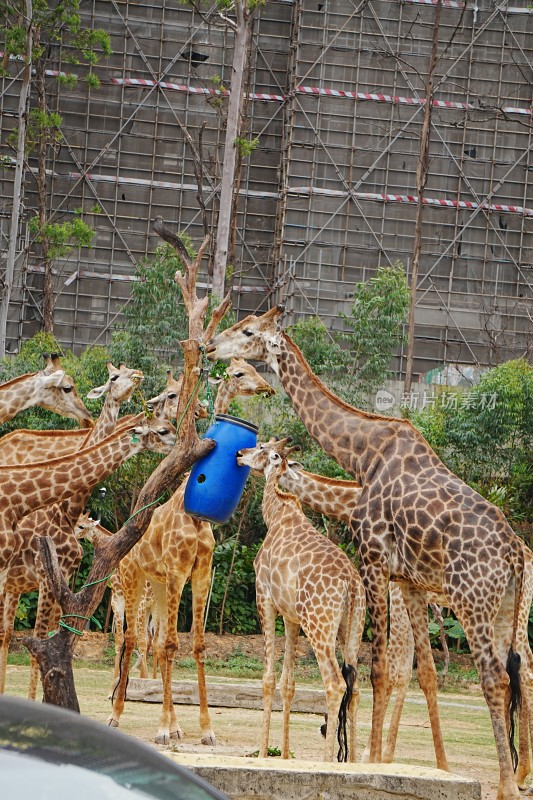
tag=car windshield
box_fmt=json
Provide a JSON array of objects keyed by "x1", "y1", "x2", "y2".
[{"x1": 0, "y1": 696, "x2": 226, "y2": 800}]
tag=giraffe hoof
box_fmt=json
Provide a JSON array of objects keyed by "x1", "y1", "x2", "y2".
[
  {"x1": 169, "y1": 729, "x2": 184, "y2": 741},
  {"x1": 201, "y1": 733, "x2": 216, "y2": 746},
  {"x1": 155, "y1": 733, "x2": 170, "y2": 745},
  {"x1": 107, "y1": 718, "x2": 119, "y2": 728}
]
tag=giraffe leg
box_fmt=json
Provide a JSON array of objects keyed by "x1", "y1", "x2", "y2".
[
  {"x1": 279, "y1": 619, "x2": 300, "y2": 759},
  {"x1": 456, "y1": 601, "x2": 520, "y2": 800},
  {"x1": 109, "y1": 590, "x2": 125, "y2": 699},
  {"x1": 136, "y1": 590, "x2": 150, "y2": 679},
  {"x1": 517, "y1": 693, "x2": 531, "y2": 790},
  {"x1": 382, "y1": 584, "x2": 414, "y2": 763},
  {"x1": 0, "y1": 593, "x2": 19, "y2": 694},
  {"x1": 190, "y1": 528, "x2": 216, "y2": 745},
  {"x1": 151, "y1": 614, "x2": 159, "y2": 679},
  {"x1": 28, "y1": 590, "x2": 60, "y2": 701},
  {"x1": 400, "y1": 584, "x2": 448, "y2": 771},
  {"x1": 341, "y1": 588, "x2": 365, "y2": 763},
  {"x1": 108, "y1": 571, "x2": 144, "y2": 729},
  {"x1": 359, "y1": 562, "x2": 390, "y2": 763},
  {"x1": 308, "y1": 636, "x2": 345, "y2": 762},
  {"x1": 257, "y1": 591, "x2": 278, "y2": 758},
  {"x1": 151, "y1": 574, "x2": 187, "y2": 745}
]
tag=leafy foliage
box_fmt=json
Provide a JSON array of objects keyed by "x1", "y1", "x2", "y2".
[{"x1": 413, "y1": 359, "x2": 533, "y2": 525}]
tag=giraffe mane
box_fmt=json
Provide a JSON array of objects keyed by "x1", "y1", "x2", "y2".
[
  {"x1": 283, "y1": 332, "x2": 407, "y2": 425},
  {"x1": 0, "y1": 371, "x2": 38, "y2": 388}
]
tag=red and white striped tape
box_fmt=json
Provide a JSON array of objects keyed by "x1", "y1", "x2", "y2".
[
  {"x1": 287, "y1": 186, "x2": 533, "y2": 217},
  {"x1": 62, "y1": 171, "x2": 533, "y2": 217},
  {"x1": 102, "y1": 76, "x2": 533, "y2": 117}
]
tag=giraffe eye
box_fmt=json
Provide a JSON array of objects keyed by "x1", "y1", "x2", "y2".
[
  {"x1": 233, "y1": 372, "x2": 244, "y2": 378},
  {"x1": 111, "y1": 374, "x2": 119, "y2": 381},
  {"x1": 243, "y1": 329, "x2": 253, "y2": 337},
  {"x1": 168, "y1": 393, "x2": 177, "y2": 399},
  {"x1": 62, "y1": 386, "x2": 73, "y2": 393}
]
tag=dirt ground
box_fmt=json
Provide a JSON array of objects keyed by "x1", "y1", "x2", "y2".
[{"x1": 9, "y1": 632, "x2": 502, "y2": 800}]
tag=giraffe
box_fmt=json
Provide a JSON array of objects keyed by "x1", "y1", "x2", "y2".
[
  {"x1": 236, "y1": 437, "x2": 365, "y2": 762},
  {"x1": 206, "y1": 305, "x2": 526, "y2": 800},
  {"x1": 108, "y1": 360, "x2": 274, "y2": 745},
  {"x1": 275, "y1": 456, "x2": 448, "y2": 768},
  {"x1": 0, "y1": 413, "x2": 138, "y2": 466},
  {"x1": 70, "y1": 512, "x2": 156, "y2": 689},
  {"x1": 0, "y1": 362, "x2": 145, "y2": 698},
  {"x1": 147, "y1": 370, "x2": 208, "y2": 421},
  {"x1": 0, "y1": 414, "x2": 175, "y2": 697},
  {"x1": 0, "y1": 353, "x2": 93, "y2": 427}
]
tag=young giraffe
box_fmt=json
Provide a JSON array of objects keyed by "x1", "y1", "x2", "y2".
[
  {"x1": 276, "y1": 455, "x2": 448, "y2": 768},
  {"x1": 107, "y1": 360, "x2": 274, "y2": 745},
  {"x1": 236, "y1": 438, "x2": 365, "y2": 762},
  {"x1": 206, "y1": 305, "x2": 526, "y2": 800},
  {"x1": 0, "y1": 353, "x2": 93, "y2": 427},
  {"x1": 0, "y1": 363, "x2": 145, "y2": 698},
  {"x1": 0, "y1": 415, "x2": 175, "y2": 696},
  {"x1": 71, "y1": 513, "x2": 155, "y2": 689}
]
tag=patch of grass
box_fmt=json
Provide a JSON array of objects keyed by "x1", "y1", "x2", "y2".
[
  {"x1": 7, "y1": 651, "x2": 30, "y2": 666},
  {"x1": 205, "y1": 647, "x2": 265, "y2": 679}
]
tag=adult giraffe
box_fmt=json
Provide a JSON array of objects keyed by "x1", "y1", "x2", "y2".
[
  {"x1": 0, "y1": 353, "x2": 93, "y2": 426},
  {"x1": 206, "y1": 305, "x2": 525, "y2": 800}
]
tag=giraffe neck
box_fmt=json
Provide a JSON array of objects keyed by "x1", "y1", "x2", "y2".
[
  {"x1": 213, "y1": 382, "x2": 233, "y2": 415},
  {"x1": 278, "y1": 468, "x2": 361, "y2": 523},
  {"x1": 275, "y1": 333, "x2": 397, "y2": 483},
  {"x1": 61, "y1": 392, "x2": 126, "y2": 519},
  {"x1": 262, "y1": 472, "x2": 301, "y2": 531},
  {"x1": 0, "y1": 373, "x2": 40, "y2": 421},
  {"x1": 0, "y1": 426, "x2": 144, "y2": 526},
  {"x1": 85, "y1": 392, "x2": 123, "y2": 446}
]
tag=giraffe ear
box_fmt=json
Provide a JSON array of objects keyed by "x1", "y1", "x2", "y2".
[
  {"x1": 87, "y1": 382, "x2": 109, "y2": 399},
  {"x1": 41, "y1": 369, "x2": 67, "y2": 387},
  {"x1": 266, "y1": 332, "x2": 283, "y2": 356},
  {"x1": 285, "y1": 461, "x2": 303, "y2": 481},
  {"x1": 208, "y1": 376, "x2": 222, "y2": 386}
]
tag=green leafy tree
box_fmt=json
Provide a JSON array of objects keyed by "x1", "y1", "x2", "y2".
[
  {"x1": 338, "y1": 261, "x2": 410, "y2": 403},
  {"x1": 1, "y1": 0, "x2": 111, "y2": 334},
  {"x1": 413, "y1": 359, "x2": 533, "y2": 527}
]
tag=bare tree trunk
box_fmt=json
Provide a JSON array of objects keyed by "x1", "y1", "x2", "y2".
[
  {"x1": 0, "y1": 0, "x2": 33, "y2": 358},
  {"x1": 24, "y1": 221, "x2": 231, "y2": 710},
  {"x1": 404, "y1": 0, "x2": 442, "y2": 394},
  {"x1": 212, "y1": 0, "x2": 252, "y2": 300},
  {"x1": 34, "y1": 59, "x2": 54, "y2": 333}
]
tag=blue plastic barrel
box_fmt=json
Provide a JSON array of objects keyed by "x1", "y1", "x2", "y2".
[{"x1": 184, "y1": 414, "x2": 258, "y2": 524}]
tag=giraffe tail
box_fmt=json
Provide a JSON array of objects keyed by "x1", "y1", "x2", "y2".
[{"x1": 336, "y1": 662, "x2": 356, "y2": 762}]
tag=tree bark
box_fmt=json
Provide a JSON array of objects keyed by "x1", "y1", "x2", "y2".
[
  {"x1": 211, "y1": 0, "x2": 252, "y2": 300},
  {"x1": 34, "y1": 58, "x2": 54, "y2": 333},
  {"x1": 24, "y1": 221, "x2": 230, "y2": 710},
  {"x1": 0, "y1": 0, "x2": 33, "y2": 358},
  {"x1": 404, "y1": 0, "x2": 442, "y2": 394}
]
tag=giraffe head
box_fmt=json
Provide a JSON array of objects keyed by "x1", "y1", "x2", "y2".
[
  {"x1": 37, "y1": 353, "x2": 94, "y2": 427},
  {"x1": 74, "y1": 512, "x2": 110, "y2": 546},
  {"x1": 146, "y1": 370, "x2": 208, "y2": 421},
  {"x1": 132, "y1": 415, "x2": 177, "y2": 454},
  {"x1": 209, "y1": 358, "x2": 275, "y2": 398},
  {"x1": 206, "y1": 306, "x2": 285, "y2": 370},
  {"x1": 86, "y1": 362, "x2": 144, "y2": 405},
  {"x1": 237, "y1": 437, "x2": 300, "y2": 480}
]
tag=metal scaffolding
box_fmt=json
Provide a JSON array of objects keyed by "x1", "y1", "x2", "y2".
[{"x1": 0, "y1": 0, "x2": 532, "y2": 379}]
